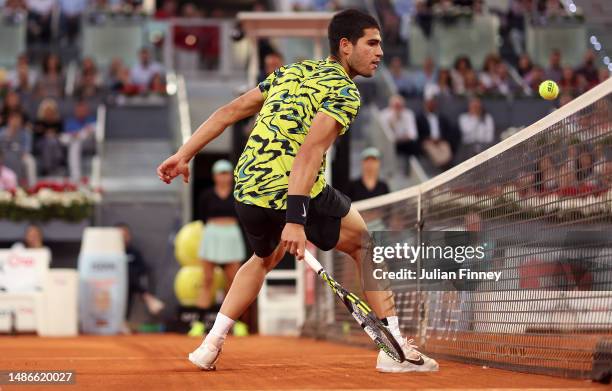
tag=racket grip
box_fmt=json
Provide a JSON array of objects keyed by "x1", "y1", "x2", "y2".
[{"x1": 304, "y1": 249, "x2": 323, "y2": 274}]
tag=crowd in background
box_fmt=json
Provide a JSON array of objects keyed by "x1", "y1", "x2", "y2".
[
  {"x1": 390, "y1": 49, "x2": 608, "y2": 100},
  {"x1": 0, "y1": 46, "x2": 166, "y2": 189},
  {"x1": 1, "y1": 0, "x2": 609, "y2": 191}
]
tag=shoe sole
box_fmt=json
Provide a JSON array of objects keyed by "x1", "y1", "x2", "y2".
[
  {"x1": 376, "y1": 364, "x2": 439, "y2": 373},
  {"x1": 188, "y1": 353, "x2": 217, "y2": 371}
]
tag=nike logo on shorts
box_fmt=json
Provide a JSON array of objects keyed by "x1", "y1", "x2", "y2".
[{"x1": 302, "y1": 204, "x2": 307, "y2": 217}]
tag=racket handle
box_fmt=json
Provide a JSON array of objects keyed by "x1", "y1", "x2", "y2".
[{"x1": 304, "y1": 249, "x2": 323, "y2": 274}]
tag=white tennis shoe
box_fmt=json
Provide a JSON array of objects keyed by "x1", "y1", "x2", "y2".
[
  {"x1": 376, "y1": 338, "x2": 439, "y2": 373},
  {"x1": 188, "y1": 343, "x2": 222, "y2": 371}
]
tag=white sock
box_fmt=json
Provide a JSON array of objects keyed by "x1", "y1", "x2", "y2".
[
  {"x1": 385, "y1": 316, "x2": 404, "y2": 346},
  {"x1": 203, "y1": 312, "x2": 235, "y2": 349}
]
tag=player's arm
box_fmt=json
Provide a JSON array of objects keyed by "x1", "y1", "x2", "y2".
[
  {"x1": 281, "y1": 112, "x2": 343, "y2": 259},
  {"x1": 157, "y1": 87, "x2": 264, "y2": 184}
]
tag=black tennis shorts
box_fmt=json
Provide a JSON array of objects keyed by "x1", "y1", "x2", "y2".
[{"x1": 235, "y1": 185, "x2": 352, "y2": 258}]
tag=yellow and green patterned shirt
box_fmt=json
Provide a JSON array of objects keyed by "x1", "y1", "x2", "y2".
[{"x1": 234, "y1": 58, "x2": 361, "y2": 209}]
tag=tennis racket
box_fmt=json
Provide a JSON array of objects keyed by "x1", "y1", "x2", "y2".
[{"x1": 304, "y1": 250, "x2": 405, "y2": 363}]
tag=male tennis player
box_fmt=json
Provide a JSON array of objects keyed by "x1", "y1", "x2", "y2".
[{"x1": 157, "y1": 9, "x2": 438, "y2": 373}]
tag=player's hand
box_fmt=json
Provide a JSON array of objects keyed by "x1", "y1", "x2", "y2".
[
  {"x1": 157, "y1": 153, "x2": 190, "y2": 184},
  {"x1": 281, "y1": 223, "x2": 307, "y2": 260}
]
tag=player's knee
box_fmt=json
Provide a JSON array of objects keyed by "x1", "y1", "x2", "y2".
[{"x1": 348, "y1": 230, "x2": 373, "y2": 262}]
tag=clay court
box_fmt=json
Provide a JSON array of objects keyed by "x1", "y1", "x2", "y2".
[{"x1": 0, "y1": 335, "x2": 608, "y2": 390}]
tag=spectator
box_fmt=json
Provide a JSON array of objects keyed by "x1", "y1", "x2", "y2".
[
  {"x1": 414, "y1": 0, "x2": 433, "y2": 37},
  {"x1": 347, "y1": 147, "x2": 390, "y2": 202},
  {"x1": 115, "y1": 222, "x2": 165, "y2": 328},
  {"x1": 74, "y1": 57, "x2": 103, "y2": 100},
  {"x1": 457, "y1": 97, "x2": 495, "y2": 162},
  {"x1": 0, "y1": 111, "x2": 35, "y2": 185},
  {"x1": 180, "y1": 2, "x2": 201, "y2": 17},
  {"x1": 557, "y1": 162, "x2": 578, "y2": 197},
  {"x1": 451, "y1": 56, "x2": 473, "y2": 95},
  {"x1": 524, "y1": 65, "x2": 545, "y2": 94},
  {"x1": 558, "y1": 66, "x2": 576, "y2": 95},
  {"x1": 575, "y1": 49, "x2": 599, "y2": 87},
  {"x1": 7, "y1": 54, "x2": 37, "y2": 92},
  {"x1": 35, "y1": 52, "x2": 65, "y2": 99},
  {"x1": 424, "y1": 68, "x2": 453, "y2": 98},
  {"x1": 0, "y1": 111, "x2": 31, "y2": 153},
  {"x1": 0, "y1": 90, "x2": 28, "y2": 127},
  {"x1": 574, "y1": 73, "x2": 590, "y2": 95},
  {"x1": 11, "y1": 223, "x2": 46, "y2": 250},
  {"x1": 516, "y1": 54, "x2": 533, "y2": 79},
  {"x1": 24, "y1": 223, "x2": 45, "y2": 248},
  {"x1": 155, "y1": 0, "x2": 177, "y2": 19},
  {"x1": 59, "y1": 0, "x2": 87, "y2": 45},
  {"x1": 107, "y1": 58, "x2": 134, "y2": 94},
  {"x1": 61, "y1": 100, "x2": 96, "y2": 182},
  {"x1": 192, "y1": 160, "x2": 245, "y2": 335},
  {"x1": 258, "y1": 52, "x2": 284, "y2": 84},
  {"x1": 148, "y1": 73, "x2": 166, "y2": 95},
  {"x1": 593, "y1": 143, "x2": 612, "y2": 187},
  {"x1": 33, "y1": 98, "x2": 64, "y2": 176},
  {"x1": 479, "y1": 54, "x2": 501, "y2": 93},
  {"x1": 0, "y1": 151, "x2": 18, "y2": 190},
  {"x1": 388, "y1": 55, "x2": 411, "y2": 97},
  {"x1": 545, "y1": 49, "x2": 562, "y2": 83},
  {"x1": 375, "y1": 0, "x2": 402, "y2": 45},
  {"x1": 534, "y1": 155, "x2": 557, "y2": 193},
  {"x1": 598, "y1": 68, "x2": 610, "y2": 84},
  {"x1": 380, "y1": 94, "x2": 419, "y2": 159},
  {"x1": 3, "y1": 0, "x2": 27, "y2": 14},
  {"x1": 130, "y1": 47, "x2": 164, "y2": 90},
  {"x1": 576, "y1": 149, "x2": 597, "y2": 187},
  {"x1": 25, "y1": 0, "x2": 54, "y2": 43},
  {"x1": 408, "y1": 56, "x2": 436, "y2": 97},
  {"x1": 462, "y1": 69, "x2": 482, "y2": 96},
  {"x1": 495, "y1": 63, "x2": 517, "y2": 97},
  {"x1": 416, "y1": 94, "x2": 458, "y2": 170}
]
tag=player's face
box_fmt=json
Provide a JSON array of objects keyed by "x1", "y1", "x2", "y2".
[{"x1": 348, "y1": 28, "x2": 383, "y2": 78}]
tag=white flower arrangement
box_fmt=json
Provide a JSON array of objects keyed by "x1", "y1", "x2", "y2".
[{"x1": 0, "y1": 182, "x2": 102, "y2": 222}]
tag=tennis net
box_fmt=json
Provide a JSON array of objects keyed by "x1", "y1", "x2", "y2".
[{"x1": 303, "y1": 78, "x2": 612, "y2": 379}]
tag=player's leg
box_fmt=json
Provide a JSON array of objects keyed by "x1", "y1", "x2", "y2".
[
  {"x1": 335, "y1": 206, "x2": 439, "y2": 372},
  {"x1": 222, "y1": 262, "x2": 241, "y2": 293},
  {"x1": 335, "y1": 206, "x2": 396, "y2": 319},
  {"x1": 219, "y1": 243, "x2": 285, "y2": 319},
  {"x1": 188, "y1": 244, "x2": 286, "y2": 370}
]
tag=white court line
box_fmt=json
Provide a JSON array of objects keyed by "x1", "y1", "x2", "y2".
[{"x1": 1, "y1": 357, "x2": 185, "y2": 361}]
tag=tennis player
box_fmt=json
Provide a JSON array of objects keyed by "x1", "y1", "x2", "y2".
[{"x1": 157, "y1": 9, "x2": 438, "y2": 373}]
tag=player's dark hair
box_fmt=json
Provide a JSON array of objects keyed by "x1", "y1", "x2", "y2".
[{"x1": 328, "y1": 9, "x2": 380, "y2": 58}]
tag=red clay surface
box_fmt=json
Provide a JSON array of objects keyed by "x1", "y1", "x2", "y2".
[{"x1": 0, "y1": 334, "x2": 608, "y2": 390}]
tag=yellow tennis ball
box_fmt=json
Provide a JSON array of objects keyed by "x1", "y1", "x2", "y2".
[{"x1": 539, "y1": 80, "x2": 559, "y2": 100}]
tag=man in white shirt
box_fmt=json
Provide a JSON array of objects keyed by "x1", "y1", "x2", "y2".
[
  {"x1": 380, "y1": 94, "x2": 419, "y2": 158},
  {"x1": 415, "y1": 93, "x2": 459, "y2": 170},
  {"x1": 457, "y1": 97, "x2": 495, "y2": 162},
  {"x1": 130, "y1": 47, "x2": 164, "y2": 90},
  {"x1": 0, "y1": 152, "x2": 18, "y2": 191}
]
